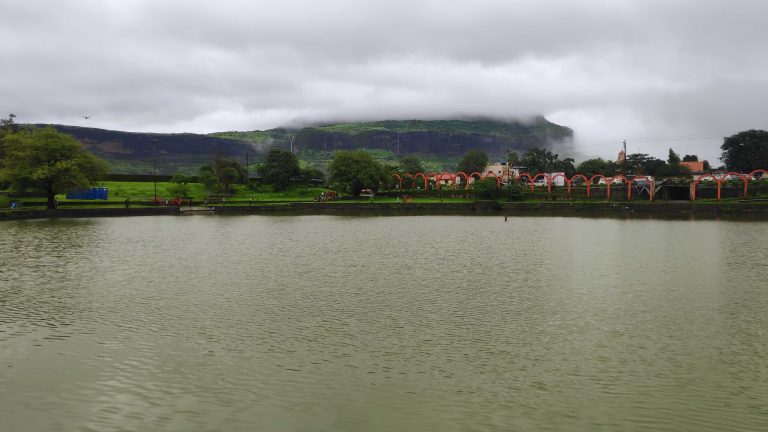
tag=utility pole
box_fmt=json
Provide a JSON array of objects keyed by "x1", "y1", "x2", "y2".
[
  {"x1": 245, "y1": 151, "x2": 249, "y2": 182},
  {"x1": 621, "y1": 139, "x2": 627, "y2": 174},
  {"x1": 152, "y1": 138, "x2": 158, "y2": 202}
]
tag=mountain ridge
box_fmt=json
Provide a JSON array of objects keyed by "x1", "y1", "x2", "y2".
[{"x1": 39, "y1": 117, "x2": 573, "y2": 174}]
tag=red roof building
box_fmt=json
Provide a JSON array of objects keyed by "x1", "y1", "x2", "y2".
[{"x1": 680, "y1": 161, "x2": 705, "y2": 172}]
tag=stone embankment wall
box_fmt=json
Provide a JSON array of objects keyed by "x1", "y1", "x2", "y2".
[{"x1": 3, "y1": 201, "x2": 768, "y2": 221}]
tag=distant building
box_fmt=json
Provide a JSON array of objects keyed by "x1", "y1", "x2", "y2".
[
  {"x1": 617, "y1": 149, "x2": 626, "y2": 164},
  {"x1": 509, "y1": 166, "x2": 527, "y2": 178},
  {"x1": 483, "y1": 162, "x2": 506, "y2": 177},
  {"x1": 680, "y1": 161, "x2": 705, "y2": 173}
]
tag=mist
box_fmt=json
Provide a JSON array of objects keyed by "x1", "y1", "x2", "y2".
[{"x1": 2, "y1": 0, "x2": 767, "y2": 163}]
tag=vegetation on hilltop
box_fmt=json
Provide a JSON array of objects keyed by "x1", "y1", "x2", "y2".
[{"x1": 313, "y1": 117, "x2": 572, "y2": 138}]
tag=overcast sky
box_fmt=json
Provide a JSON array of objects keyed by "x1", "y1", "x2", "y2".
[{"x1": 2, "y1": 0, "x2": 767, "y2": 162}]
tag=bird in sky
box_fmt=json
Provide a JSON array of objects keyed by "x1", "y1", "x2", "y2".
[{"x1": 82, "y1": 115, "x2": 90, "y2": 120}]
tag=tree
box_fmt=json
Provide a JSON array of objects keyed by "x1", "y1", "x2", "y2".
[
  {"x1": 720, "y1": 129, "x2": 768, "y2": 172},
  {"x1": 300, "y1": 167, "x2": 325, "y2": 183},
  {"x1": 624, "y1": 153, "x2": 651, "y2": 175},
  {"x1": 0, "y1": 126, "x2": 109, "y2": 209},
  {"x1": 667, "y1": 148, "x2": 684, "y2": 175},
  {"x1": 521, "y1": 147, "x2": 560, "y2": 174},
  {"x1": 682, "y1": 154, "x2": 699, "y2": 162},
  {"x1": 506, "y1": 150, "x2": 520, "y2": 166},
  {"x1": 472, "y1": 178, "x2": 502, "y2": 200},
  {"x1": 168, "y1": 172, "x2": 192, "y2": 198},
  {"x1": 328, "y1": 151, "x2": 388, "y2": 195},
  {"x1": 457, "y1": 149, "x2": 488, "y2": 174},
  {"x1": 576, "y1": 158, "x2": 615, "y2": 177},
  {"x1": 554, "y1": 157, "x2": 576, "y2": 177},
  {"x1": 0, "y1": 113, "x2": 18, "y2": 160},
  {"x1": 198, "y1": 168, "x2": 219, "y2": 193},
  {"x1": 642, "y1": 158, "x2": 670, "y2": 177},
  {"x1": 260, "y1": 149, "x2": 300, "y2": 191},
  {"x1": 200, "y1": 155, "x2": 245, "y2": 194},
  {"x1": 399, "y1": 155, "x2": 424, "y2": 174}
]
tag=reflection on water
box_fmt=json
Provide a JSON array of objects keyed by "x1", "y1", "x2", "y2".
[{"x1": 1, "y1": 215, "x2": 767, "y2": 431}]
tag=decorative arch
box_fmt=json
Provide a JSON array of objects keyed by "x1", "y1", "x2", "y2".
[
  {"x1": 606, "y1": 175, "x2": 631, "y2": 201},
  {"x1": 692, "y1": 173, "x2": 721, "y2": 201},
  {"x1": 412, "y1": 172, "x2": 428, "y2": 190},
  {"x1": 455, "y1": 171, "x2": 470, "y2": 190},
  {"x1": 435, "y1": 172, "x2": 455, "y2": 190},
  {"x1": 746, "y1": 169, "x2": 768, "y2": 197},
  {"x1": 570, "y1": 174, "x2": 590, "y2": 197},
  {"x1": 550, "y1": 173, "x2": 569, "y2": 196},
  {"x1": 531, "y1": 173, "x2": 551, "y2": 193},
  {"x1": 483, "y1": 172, "x2": 501, "y2": 189},
  {"x1": 589, "y1": 174, "x2": 608, "y2": 185},
  {"x1": 518, "y1": 173, "x2": 534, "y2": 191},
  {"x1": 390, "y1": 173, "x2": 403, "y2": 191},
  {"x1": 629, "y1": 175, "x2": 655, "y2": 201},
  {"x1": 724, "y1": 171, "x2": 745, "y2": 196},
  {"x1": 468, "y1": 172, "x2": 483, "y2": 189}
]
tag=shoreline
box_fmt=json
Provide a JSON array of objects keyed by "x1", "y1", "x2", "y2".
[{"x1": 3, "y1": 201, "x2": 768, "y2": 221}]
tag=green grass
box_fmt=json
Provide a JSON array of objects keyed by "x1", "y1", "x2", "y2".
[{"x1": 92, "y1": 181, "x2": 328, "y2": 202}]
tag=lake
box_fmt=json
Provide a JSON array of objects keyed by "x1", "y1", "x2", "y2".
[{"x1": 1, "y1": 215, "x2": 766, "y2": 431}]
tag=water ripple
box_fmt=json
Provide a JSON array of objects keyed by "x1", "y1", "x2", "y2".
[{"x1": 1, "y1": 216, "x2": 767, "y2": 431}]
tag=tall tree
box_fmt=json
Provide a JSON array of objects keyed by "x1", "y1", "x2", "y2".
[
  {"x1": 506, "y1": 150, "x2": 521, "y2": 166},
  {"x1": 328, "y1": 151, "x2": 388, "y2": 195},
  {"x1": 554, "y1": 157, "x2": 576, "y2": 177},
  {"x1": 667, "y1": 148, "x2": 684, "y2": 175},
  {"x1": 521, "y1": 147, "x2": 559, "y2": 174},
  {"x1": 457, "y1": 149, "x2": 488, "y2": 174},
  {"x1": 624, "y1": 153, "x2": 651, "y2": 175},
  {"x1": 682, "y1": 154, "x2": 699, "y2": 162},
  {"x1": 576, "y1": 158, "x2": 615, "y2": 177},
  {"x1": 0, "y1": 113, "x2": 18, "y2": 160},
  {"x1": 720, "y1": 129, "x2": 768, "y2": 172},
  {"x1": 399, "y1": 155, "x2": 424, "y2": 174},
  {"x1": 260, "y1": 149, "x2": 300, "y2": 191},
  {"x1": 200, "y1": 155, "x2": 245, "y2": 193},
  {"x1": 1, "y1": 126, "x2": 109, "y2": 209}
]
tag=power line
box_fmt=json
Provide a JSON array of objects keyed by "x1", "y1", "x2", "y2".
[{"x1": 574, "y1": 132, "x2": 730, "y2": 150}]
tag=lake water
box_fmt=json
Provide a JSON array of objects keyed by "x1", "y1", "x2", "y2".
[{"x1": 1, "y1": 215, "x2": 766, "y2": 431}]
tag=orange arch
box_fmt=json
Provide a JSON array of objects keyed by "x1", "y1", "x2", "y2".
[
  {"x1": 518, "y1": 173, "x2": 534, "y2": 192},
  {"x1": 532, "y1": 173, "x2": 551, "y2": 193},
  {"x1": 550, "y1": 173, "x2": 569, "y2": 195},
  {"x1": 483, "y1": 172, "x2": 501, "y2": 189},
  {"x1": 629, "y1": 175, "x2": 655, "y2": 201},
  {"x1": 570, "y1": 174, "x2": 589, "y2": 197},
  {"x1": 412, "y1": 172, "x2": 428, "y2": 190},
  {"x1": 719, "y1": 172, "x2": 744, "y2": 197},
  {"x1": 589, "y1": 174, "x2": 608, "y2": 185},
  {"x1": 390, "y1": 173, "x2": 403, "y2": 191},
  {"x1": 606, "y1": 175, "x2": 631, "y2": 201},
  {"x1": 746, "y1": 169, "x2": 768, "y2": 197},
  {"x1": 468, "y1": 172, "x2": 483, "y2": 189},
  {"x1": 692, "y1": 173, "x2": 721, "y2": 201},
  {"x1": 455, "y1": 171, "x2": 470, "y2": 190}
]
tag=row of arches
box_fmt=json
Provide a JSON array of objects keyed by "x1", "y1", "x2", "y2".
[
  {"x1": 389, "y1": 171, "x2": 656, "y2": 201},
  {"x1": 517, "y1": 173, "x2": 657, "y2": 201},
  {"x1": 387, "y1": 169, "x2": 768, "y2": 202},
  {"x1": 691, "y1": 170, "x2": 768, "y2": 201},
  {"x1": 390, "y1": 171, "x2": 500, "y2": 191}
]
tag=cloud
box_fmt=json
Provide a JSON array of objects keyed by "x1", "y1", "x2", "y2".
[{"x1": 2, "y1": 0, "x2": 768, "y2": 162}]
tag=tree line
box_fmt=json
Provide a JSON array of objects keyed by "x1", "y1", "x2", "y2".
[{"x1": 2, "y1": 113, "x2": 767, "y2": 203}]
